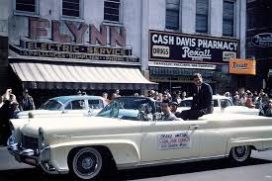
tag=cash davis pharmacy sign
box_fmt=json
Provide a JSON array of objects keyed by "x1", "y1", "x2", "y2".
[{"x1": 149, "y1": 30, "x2": 239, "y2": 63}]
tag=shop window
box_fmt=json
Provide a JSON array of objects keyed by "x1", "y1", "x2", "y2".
[
  {"x1": 15, "y1": 0, "x2": 38, "y2": 14},
  {"x1": 165, "y1": 0, "x2": 181, "y2": 30},
  {"x1": 196, "y1": 0, "x2": 209, "y2": 33},
  {"x1": 62, "y1": 0, "x2": 81, "y2": 18},
  {"x1": 223, "y1": 0, "x2": 235, "y2": 36},
  {"x1": 104, "y1": 0, "x2": 121, "y2": 22}
]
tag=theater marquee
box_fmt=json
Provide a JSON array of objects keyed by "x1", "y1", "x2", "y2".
[{"x1": 149, "y1": 30, "x2": 239, "y2": 63}]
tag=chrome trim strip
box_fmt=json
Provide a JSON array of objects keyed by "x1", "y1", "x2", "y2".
[{"x1": 117, "y1": 155, "x2": 228, "y2": 170}]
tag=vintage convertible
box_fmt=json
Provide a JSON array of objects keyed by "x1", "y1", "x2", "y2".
[{"x1": 7, "y1": 96, "x2": 272, "y2": 180}]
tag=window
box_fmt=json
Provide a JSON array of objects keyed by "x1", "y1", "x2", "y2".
[
  {"x1": 97, "y1": 97, "x2": 155, "y2": 121},
  {"x1": 196, "y1": 0, "x2": 209, "y2": 33},
  {"x1": 223, "y1": 1, "x2": 235, "y2": 36},
  {"x1": 104, "y1": 0, "x2": 120, "y2": 22},
  {"x1": 220, "y1": 99, "x2": 232, "y2": 108},
  {"x1": 62, "y1": 0, "x2": 81, "y2": 18},
  {"x1": 88, "y1": 99, "x2": 104, "y2": 109},
  {"x1": 166, "y1": 0, "x2": 181, "y2": 30},
  {"x1": 65, "y1": 100, "x2": 85, "y2": 110},
  {"x1": 15, "y1": 0, "x2": 37, "y2": 13}
]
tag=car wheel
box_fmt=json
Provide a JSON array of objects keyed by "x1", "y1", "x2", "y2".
[
  {"x1": 70, "y1": 147, "x2": 103, "y2": 180},
  {"x1": 229, "y1": 146, "x2": 251, "y2": 163}
]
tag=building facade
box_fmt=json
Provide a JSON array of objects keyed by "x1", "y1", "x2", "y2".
[
  {"x1": 246, "y1": 0, "x2": 272, "y2": 91},
  {"x1": 0, "y1": 0, "x2": 247, "y2": 105},
  {"x1": 144, "y1": 0, "x2": 247, "y2": 94}
]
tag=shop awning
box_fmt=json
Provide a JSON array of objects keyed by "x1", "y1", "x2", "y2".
[{"x1": 10, "y1": 62, "x2": 158, "y2": 90}]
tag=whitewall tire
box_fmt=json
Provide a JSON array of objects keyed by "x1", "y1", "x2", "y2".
[{"x1": 70, "y1": 147, "x2": 103, "y2": 180}]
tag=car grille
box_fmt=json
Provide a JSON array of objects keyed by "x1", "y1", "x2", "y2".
[{"x1": 21, "y1": 135, "x2": 38, "y2": 150}]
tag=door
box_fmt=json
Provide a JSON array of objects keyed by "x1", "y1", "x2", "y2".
[{"x1": 140, "y1": 120, "x2": 206, "y2": 162}]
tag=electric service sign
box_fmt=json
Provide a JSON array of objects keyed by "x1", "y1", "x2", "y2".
[{"x1": 149, "y1": 30, "x2": 239, "y2": 63}]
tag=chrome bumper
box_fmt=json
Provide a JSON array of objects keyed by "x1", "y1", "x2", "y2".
[
  {"x1": 7, "y1": 135, "x2": 67, "y2": 175},
  {"x1": 7, "y1": 135, "x2": 39, "y2": 166}
]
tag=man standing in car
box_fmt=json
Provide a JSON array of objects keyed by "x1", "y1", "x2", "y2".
[{"x1": 180, "y1": 73, "x2": 213, "y2": 120}]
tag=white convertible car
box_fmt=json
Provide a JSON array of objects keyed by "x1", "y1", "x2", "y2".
[{"x1": 7, "y1": 96, "x2": 272, "y2": 180}]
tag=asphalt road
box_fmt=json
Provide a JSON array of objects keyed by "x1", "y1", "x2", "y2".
[{"x1": 0, "y1": 147, "x2": 272, "y2": 181}]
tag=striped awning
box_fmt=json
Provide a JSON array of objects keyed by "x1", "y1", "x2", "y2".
[{"x1": 10, "y1": 62, "x2": 158, "y2": 90}]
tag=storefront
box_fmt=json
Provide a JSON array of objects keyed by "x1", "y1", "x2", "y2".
[
  {"x1": 8, "y1": 17, "x2": 157, "y2": 106},
  {"x1": 148, "y1": 30, "x2": 239, "y2": 94},
  {"x1": 246, "y1": 31, "x2": 272, "y2": 90},
  {"x1": 246, "y1": 0, "x2": 272, "y2": 91}
]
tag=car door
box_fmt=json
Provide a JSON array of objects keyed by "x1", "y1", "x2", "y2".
[
  {"x1": 197, "y1": 120, "x2": 228, "y2": 157},
  {"x1": 140, "y1": 120, "x2": 206, "y2": 162}
]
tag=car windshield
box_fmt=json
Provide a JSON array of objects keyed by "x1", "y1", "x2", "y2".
[
  {"x1": 97, "y1": 97, "x2": 155, "y2": 121},
  {"x1": 39, "y1": 100, "x2": 63, "y2": 110}
]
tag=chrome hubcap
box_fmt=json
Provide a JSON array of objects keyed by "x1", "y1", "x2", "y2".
[
  {"x1": 82, "y1": 157, "x2": 94, "y2": 170},
  {"x1": 235, "y1": 147, "x2": 246, "y2": 157}
]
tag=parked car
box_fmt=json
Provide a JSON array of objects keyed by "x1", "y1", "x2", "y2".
[
  {"x1": 7, "y1": 96, "x2": 272, "y2": 180},
  {"x1": 16, "y1": 95, "x2": 106, "y2": 119},
  {"x1": 178, "y1": 95, "x2": 259, "y2": 115}
]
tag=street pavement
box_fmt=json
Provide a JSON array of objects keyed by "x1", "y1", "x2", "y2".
[{"x1": 0, "y1": 146, "x2": 272, "y2": 181}]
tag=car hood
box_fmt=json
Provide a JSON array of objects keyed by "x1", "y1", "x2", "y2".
[
  {"x1": 20, "y1": 116, "x2": 142, "y2": 138},
  {"x1": 17, "y1": 110, "x2": 60, "y2": 118}
]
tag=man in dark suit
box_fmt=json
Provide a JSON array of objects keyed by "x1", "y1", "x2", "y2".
[{"x1": 179, "y1": 73, "x2": 213, "y2": 120}]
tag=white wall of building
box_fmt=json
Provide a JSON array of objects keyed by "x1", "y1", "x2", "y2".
[
  {"x1": 0, "y1": 0, "x2": 11, "y2": 37},
  {"x1": 182, "y1": 0, "x2": 196, "y2": 34},
  {"x1": 210, "y1": 0, "x2": 223, "y2": 36}
]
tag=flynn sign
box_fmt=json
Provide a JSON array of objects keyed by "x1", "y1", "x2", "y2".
[
  {"x1": 149, "y1": 30, "x2": 239, "y2": 63},
  {"x1": 10, "y1": 17, "x2": 139, "y2": 63}
]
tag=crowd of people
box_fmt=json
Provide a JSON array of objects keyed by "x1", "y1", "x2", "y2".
[{"x1": 223, "y1": 88, "x2": 272, "y2": 117}]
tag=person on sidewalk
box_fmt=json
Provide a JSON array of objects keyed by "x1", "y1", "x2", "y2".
[{"x1": 0, "y1": 88, "x2": 19, "y2": 145}]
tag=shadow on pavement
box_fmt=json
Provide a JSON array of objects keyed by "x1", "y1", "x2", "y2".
[{"x1": 0, "y1": 158, "x2": 271, "y2": 181}]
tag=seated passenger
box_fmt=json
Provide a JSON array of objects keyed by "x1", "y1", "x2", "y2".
[
  {"x1": 160, "y1": 100, "x2": 180, "y2": 121},
  {"x1": 169, "y1": 101, "x2": 183, "y2": 118},
  {"x1": 264, "y1": 100, "x2": 272, "y2": 117}
]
